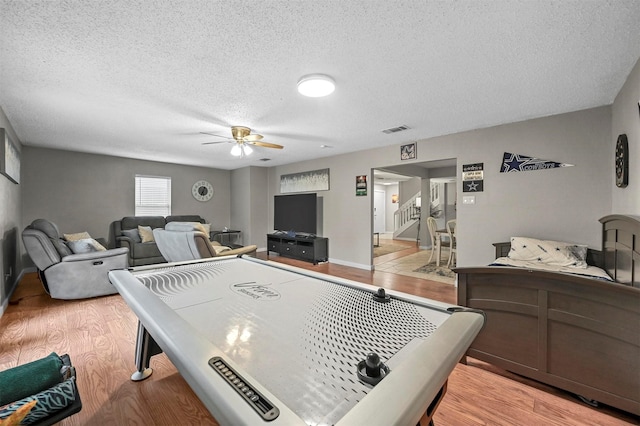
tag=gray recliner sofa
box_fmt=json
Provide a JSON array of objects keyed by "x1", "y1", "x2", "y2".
[
  {"x1": 109, "y1": 215, "x2": 206, "y2": 266},
  {"x1": 22, "y1": 219, "x2": 129, "y2": 300}
]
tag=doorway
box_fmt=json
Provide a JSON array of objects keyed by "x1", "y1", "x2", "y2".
[
  {"x1": 373, "y1": 190, "x2": 386, "y2": 234},
  {"x1": 372, "y1": 161, "x2": 457, "y2": 282}
]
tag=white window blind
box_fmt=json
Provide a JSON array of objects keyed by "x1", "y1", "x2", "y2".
[{"x1": 135, "y1": 175, "x2": 172, "y2": 216}]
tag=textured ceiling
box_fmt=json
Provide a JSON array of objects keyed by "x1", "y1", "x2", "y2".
[{"x1": 1, "y1": 1, "x2": 639, "y2": 170}]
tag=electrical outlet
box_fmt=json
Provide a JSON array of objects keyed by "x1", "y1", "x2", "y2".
[{"x1": 462, "y1": 195, "x2": 476, "y2": 205}]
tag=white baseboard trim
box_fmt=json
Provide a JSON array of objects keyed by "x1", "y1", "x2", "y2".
[
  {"x1": 260, "y1": 251, "x2": 372, "y2": 271},
  {"x1": 393, "y1": 237, "x2": 416, "y2": 242},
  {"x1": 328, "y1": 258, "x2": 372, "y2": 271}
]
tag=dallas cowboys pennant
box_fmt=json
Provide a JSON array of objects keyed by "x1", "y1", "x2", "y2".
[{"x1": 500, "y1": 152, "x2": 574, "y2": 173}]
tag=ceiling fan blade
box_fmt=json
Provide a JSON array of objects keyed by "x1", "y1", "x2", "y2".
[
  {"x1": 200, "y1": 131, "x2": 233, "y2": 140},
  {"x1": 243, "y1": 134, "x2": 264, "y2": 142},
  {"x1": 202, "y1": 140, "x2": 232, "y2": 145},
  {"x1": 249, "y1": 141, "x2": 284, "y2": 149}
]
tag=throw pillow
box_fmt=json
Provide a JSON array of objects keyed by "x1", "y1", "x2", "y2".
[
  {"x1": 63, "y1": 231, "x2": 91, "y2": 241},
  {"x1": 66, "y1": 238, "x2": 107, "y2": 254},
  {"x1": 202, "y1": 223, "x2": 211, "y2": 235},
  {"x1": 508, "y1": 237, "x2": 587, "y2": 268},
  {"x1": 121, "y1": 228, "x2": 142, "y2": 243},
  {"x1": 568, "y1": 244, "x2": 588, "y2": 263},
  {"x1": 138, "y1": 226, "x2": 155, "y2": 243}
]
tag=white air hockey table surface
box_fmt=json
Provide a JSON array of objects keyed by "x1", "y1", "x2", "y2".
[{"x1": 109, "y1": 256, "x2": 484, "y2": 426}]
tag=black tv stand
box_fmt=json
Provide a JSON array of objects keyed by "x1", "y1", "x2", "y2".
[{"x1": 267, "y1": 233, "x2": 328, "y2": 264}]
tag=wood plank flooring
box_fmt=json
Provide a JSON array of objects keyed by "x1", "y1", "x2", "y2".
[{"x1": 1, "y1": 256, "x2": 637, "y2": 425}]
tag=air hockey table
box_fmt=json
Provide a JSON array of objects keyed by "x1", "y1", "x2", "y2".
[{"x1": 108, "y1": 256, "x2": 485, "y2": 426}]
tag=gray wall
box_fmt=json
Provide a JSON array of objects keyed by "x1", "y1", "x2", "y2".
[
  {"x1": 230, "y1": 166, "x2": 269, "y2": 247},
  {"x1": 21, "y1": 147, "x2": 232, "y2": 263},
  {"x1": 267, "y1": 105, "x2": 613, "y2": 269},
  {"x1": 611, "y1": 57, "x2": 639, "y2": 213},
  {"x1": 0, "y1": 107, "x2": 22, "y2": 314}
]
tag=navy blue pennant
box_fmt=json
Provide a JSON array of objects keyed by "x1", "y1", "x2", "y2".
[{"x1": 501, "y1": 152, "x2": 573, "y2": 173}]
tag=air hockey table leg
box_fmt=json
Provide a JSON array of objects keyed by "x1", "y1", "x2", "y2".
[
  {"x1": 131, "y1": 321, "x2": 163, "y2": 381},
  {"x1": 417, "y1": 381, "x2": 447, "y2": 426}
]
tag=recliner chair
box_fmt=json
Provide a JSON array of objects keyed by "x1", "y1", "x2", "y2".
[
  {"x1": 153, "y1": 222, "x2": 257, "y2": 262},
  {"x1": 22, "y1": 219, "x2": 129, "y2": 300}
]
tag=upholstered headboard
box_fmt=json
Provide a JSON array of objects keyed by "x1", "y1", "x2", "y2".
[{"x1": 600, "y1": 214, "x2": 640, "y2": 288}]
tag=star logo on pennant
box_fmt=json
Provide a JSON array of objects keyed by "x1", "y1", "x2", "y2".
[
  {"x1": 466, "y1": 181, "x2": 479, "y2": 191},
  {"x1": 502, "y1": 153, "x2": 527, "y2": 172}
]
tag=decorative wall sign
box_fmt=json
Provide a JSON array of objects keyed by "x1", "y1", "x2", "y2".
[
  {"x1": 356, "y1": 175, "x2": 367, "y2": 196},
  {"x1": 463, "y1": 163, "x2": 484, "y2": 192},
  {"x1": 280, "y1": 168, "x2": 330, "y2": 193},
  {"x1": 500, "y1": 152, "x2": 573, "y2": 173},
  {"x1": 400, "y1": 142, "x2": 417, "y2": 160},
  {"x1": 0, "y1": 128, "x2": 20, "y2": 184}
]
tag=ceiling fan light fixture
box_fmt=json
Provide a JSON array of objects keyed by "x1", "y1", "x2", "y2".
[
  {"x1": 242, "y1": 144, "x2": 253, "y2": 156},
  {"x1": 230, "y1": 144, "x2": 242, "y2": 156},
  {"x1": 297, "y1": 74, "x2": 335, "y2": 97}
]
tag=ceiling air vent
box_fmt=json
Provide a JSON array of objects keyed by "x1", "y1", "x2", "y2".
[
  {"x1": 259, "y1": 158, "x2": 271, "y2": 162},
  {"x1": 382, "y1": 125, "x2": 411, "y2": 134}
]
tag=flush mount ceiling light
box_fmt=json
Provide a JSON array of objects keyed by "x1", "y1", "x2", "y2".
[{"x1": 297, "y1": 74, "x2": 335, "y2": 97}]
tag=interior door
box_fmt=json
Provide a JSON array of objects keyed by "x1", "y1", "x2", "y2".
[{"x1": 374, "y1": 190, "x2": 386, "y2": 233}]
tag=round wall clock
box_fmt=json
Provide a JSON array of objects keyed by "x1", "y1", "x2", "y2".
[
  {"x1": 192, "y1": 180, "x2": 214, "y2": 201},
  {"x1": 615, "y1": 134, "x2": 628, "y2": 188}
]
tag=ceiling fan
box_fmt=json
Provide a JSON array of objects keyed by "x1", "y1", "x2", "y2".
[{"x1": 201, "y1": 126, "x2": 284, "y2": 157}]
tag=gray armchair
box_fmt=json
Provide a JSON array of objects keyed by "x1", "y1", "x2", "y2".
[
  {"x1": 153, "y1": 222, "x2": 257, "y2": 262},
  {"x1": 22, "y1": 219, "x2": 129, "y2": 300}
]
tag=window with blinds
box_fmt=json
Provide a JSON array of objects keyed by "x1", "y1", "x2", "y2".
[{"x1": 135, "y1": 175, "x2": 172, "y2": 216}]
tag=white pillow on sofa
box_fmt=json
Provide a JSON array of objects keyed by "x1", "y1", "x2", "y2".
[
  {"x1": 64, "y1": 231, "x2": 92, "y2": 241},
  {"x1": 508, "y1": 237, "x2": 587, "y2": 268},
  {"x1": 67, "y1": 238, "x2": 107, "y2": 254}
]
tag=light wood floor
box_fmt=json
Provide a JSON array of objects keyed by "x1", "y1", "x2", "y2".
[{"x1": 1, "y1": 255, "x2": 637, "y2": 426}]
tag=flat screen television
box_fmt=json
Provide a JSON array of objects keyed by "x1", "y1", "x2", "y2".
[{"x1": 274, "y1": 193, "x2": 317, "y2": 235}]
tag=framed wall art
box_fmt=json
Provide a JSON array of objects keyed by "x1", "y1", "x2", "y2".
[
  {"x1": 356, "y1": 175, "x2": 367, "y2": 196},
  {"x1": 0, "y1": 128, "x2": 20, "y2": 184},
  {"x1": 280, "y1": 168, "x2": 330, "y2": 193},
  {"x1": 400, "y1": 142, "x2": 416, "y2": 160}
]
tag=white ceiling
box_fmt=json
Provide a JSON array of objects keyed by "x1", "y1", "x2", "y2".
[{"x1": 1, "y1": 1, "x2": 639, "y2": 170}]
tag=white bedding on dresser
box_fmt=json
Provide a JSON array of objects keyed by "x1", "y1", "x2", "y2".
[{"x1": 492, "y1": 257, "x2": 614, "y2": 282}]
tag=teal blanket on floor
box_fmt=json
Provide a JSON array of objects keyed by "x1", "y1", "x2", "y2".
[{"x1": 0, "y1": 352, "x2": 63, "y2": 406}]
